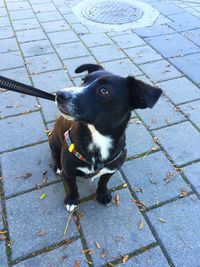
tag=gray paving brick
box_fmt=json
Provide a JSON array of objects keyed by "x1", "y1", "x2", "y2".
[
  {"x1": 169, "y1": 53, "x2": 200, "y2": 84},
  {"x1": 6, "y1": 1, "x2": 31, "y2": 11},
  {"x1": 25, "y1": 53, "x2": 62, "y2": 74},
  {"x1": 9, "y1": 9, "x2": 35, "y2": 21},
  {"x1": 179, "y1": 100, "x2": 200, "y2": 129},
  {"x1": 36, "y1": 10, "x2": 62, "y2": 22},
  {"x1": 125, "y1": 45, "x2": 162, "y2": 65},
  {"x1": 0, "y1": 112, "x2": 47, "y2": 152},
  {"x1": 146, "y1": 196, "x2": 200, "y2": 266},
  {"x1": 169, "y1": 12, "x2": 200, "y2": 31},
  {"x1": 183, "y1": 162, "x2": 200, "y2": 193},
  {"x1": 0, "y1": 51, "x2": 24, "y2": 71},
  {"x1": 0, "y1": 7, "x2": 7, "y2": 16},
  {"x1": 154, "y1": 122, "x2": 200, "y2": 166},
  {"x1": 0, "y1": 92, "x2": 38, "y2": 118},
  {"x1": 63, "y1": 55, "x2": 97, "y2": 78},
  {"x1": 16, "y1": 28, "x2": 46, "y2": 43},
  {"x1": 20, "y1": 39, "x2": 54, "y2": 57},
  {"x1": 0, "y1": 67, "x2": 31, "y2": 84},
  {"x1": 126, "y1": 119, "x2": 155, "y2": 158},
  {"x1": 134, "y1": 24, "x2": 175, "y2": 38},
  {"x1": 80, "y1": 32, "x2": 112, "y2": 47},
  {"x1": 6, "y1": 182, "x2": 78, "y2": 259},
  {"x1": 57, "y1": 5, "x2": 71, "y2": 15},
  {"x1": 15, "y1": 239, "x2": 86, "y2": 266},
  {"x1": 63, "y1": 13, "x2": 80, "y2": 24},
  {"x1": 182, "y1": 29, "x2": 200, "y2": 46},
  {"x1": 78, "y1": 188, "x2": 155, "y2": 265},
  {"x1": 32, "y1": 3, "x2": 57, "y2": 13},
  {"x1": 117, "y1": 247, "x2": 169, "y2": 266},
  {"x1": 39, "y1": 97, "x2": 58, "y2": 122},
  {"x1": 140, "y1": 60, "x2": 182, "y2": 83},
  {"x1": 111, "y1": 33, "x2": 146, "y2": 48},
  {"x1": 47, "y1": 30, "x2": 79, "y2": 45},
  {"x1": 154, "y1": 14, "x2": 172, "y2": 25},
  {"x1": 158, "y1": 77, "x2": 200, "y2": 105},
  {"x1": 151, "y1": 1, "x2": 184, "y2": 15},
  {"x1": 0, "y1": 16, "x2": 10, "y2": 28},
  {"x1": 122, "y1": 151, "x2": 188, "y2": 207},
  {"x1": 29, "y1": 0, "x2": 51, "y2": 3},
  {"x1": 0, "y1": 38, "x2": 18, "y2": 53},
  {"x1": 146, "y1": 33, "x2": 199, "y2": 58},
  {"x1": 102, "y1": 58, "x2": 142, "y2": 77},
  {"x1": 136, "y1": 95, "x2": 185, "y2": 130},
  {"x1": 108, "y1": 30, "x2": 133, "y2": 37},
  {"x1": 56, "y1": 41, "x2": 90, "y2": 60},
  {"x1": 41, "y1": 20, "x2": 70, "y2": 33},
  {"x1": 0, "y1": 27, "x2": 14, "y2": 39},
  {"x1": 0, "y1": 242, "x2": 8, "y2": 267},
  {"x1": 12, "y1": 18, "x2": 40, "y2": 31},
  {"x1": 71, "y1": 23, "x2": 89, "y2": 35},
  {"x1": 31, "y1": 69, "x2": 73, "y2": 93},
  {"x1": 1, "y1": 142, "x2": 60, "y2": 196},
  {"x1": 90, "y1": 44, "x2": 126, "y2": 63}
]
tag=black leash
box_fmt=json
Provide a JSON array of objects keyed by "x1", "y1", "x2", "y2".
[{"x1": 0, "y1": 75, "x2": 55, "y2": 101}]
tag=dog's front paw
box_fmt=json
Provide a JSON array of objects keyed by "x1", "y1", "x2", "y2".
[
  {"x1": 64, "y1": 197, "x2": 79, "y2": 212},
  {"x1": 97, "y1": 191, "x2": 112, "y2": 205}
]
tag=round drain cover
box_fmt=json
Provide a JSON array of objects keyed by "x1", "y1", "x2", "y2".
[{"x1": 82, "y1": 1, "x2": 143, "y2": 25}]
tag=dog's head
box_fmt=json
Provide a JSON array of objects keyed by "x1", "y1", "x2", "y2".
[{"x1": 56, "y1": 64, "x2": 162, "y2": 129}]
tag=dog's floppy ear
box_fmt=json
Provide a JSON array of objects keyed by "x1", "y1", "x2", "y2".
[
  {"x1": 75, "y1": 64, "x2": 103, "y2": 74},
  {"x1": 127, "y1": 76, "x2": 162, "y2": 109}
]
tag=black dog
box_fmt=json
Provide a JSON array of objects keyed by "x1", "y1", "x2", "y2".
[{"x1": 49, "y1": 64, "x2": 162, "y2": 211}]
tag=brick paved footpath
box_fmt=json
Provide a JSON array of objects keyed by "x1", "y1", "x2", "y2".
[{"x1": 1, "y1": 0, "x2": 200, "y2": 266}]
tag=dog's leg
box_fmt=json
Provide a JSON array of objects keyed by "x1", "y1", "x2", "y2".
[
  {"x1": 96, "y1": 173, "x2": 113, "y2": 205},
  {"x1": 62, "y1": 171, "x2": 79, "y2": 212},
  {"x1": 49, "y1": 135, "x2": 62, "y2": 175}
]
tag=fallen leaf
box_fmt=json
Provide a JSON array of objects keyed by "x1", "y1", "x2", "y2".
[
  {"x1": 38, "y1": 230, "x2": 45, "y2": 237},
  {"x1": 122, "y1": 183, "x2": 128, "y2": 188},
  {"x1": 0, "y1": 230, "x2": 7, "y2": 235},
  {"x1": 112, "y1": 194, "x2": 120, "y2": 206},
  {"x1": 74, "y1": 259, "x2": 80, "y2": 267},
  {"x1": 40, "y1": 193, "x2": 46, "y2": 200},
  {"x1": 138, "y1": 220, "x2": 144, "y2": 230},
  {"x1": 108, "y1": 263, "x2": 115, "y2": 267},
  {"x1": 180, "y1": 189, "x2": 189, "y2": 197},
  {"x1": 122, "y1": 255, "x2": 129, "y2": 263},
  {"x1": 133, "y1": 187, "x2": 143, "y2": 193},
  {"x1": 0, "y1": 236, "x2": 6, "y2": 241},
  {"x1": 96, "y1": 241, "x2": 100, "y2": 249},
  {"x1": 89, "y1": 250, "x2": 95, "y2": 255},
  {"x1": 158, "y1": 217, "x2": 166, "y2": 223},
  {"x1": 101, "y1": 248, "x2": 105, "y2": 258},
  {"x1": 16, "y1": 172, "x2": 32, "y2": 179},
  {"x1": 82, "y1": 249, "x2": 89, "y2": 254}
]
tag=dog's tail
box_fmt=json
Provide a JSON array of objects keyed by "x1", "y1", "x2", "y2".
[{"x1": 75, "y1": 64, "x2": 103, "y2": 74}]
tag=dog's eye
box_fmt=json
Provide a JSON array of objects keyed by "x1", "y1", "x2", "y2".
[{"x1": 100, "y1": 87, "x2": 109, "y2": 96}]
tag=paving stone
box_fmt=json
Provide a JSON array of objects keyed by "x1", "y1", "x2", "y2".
[
  {"x1": 140, "y1": 60, "x2": 182, "y2": 83},
  {"x1": 169, "y1": 53, "x2": 200, "y2": 84},
  {"x1": 117, "y1": 247, "x2": 169, "y2": 266},
  {"x1": 146, "y1": 33, "x2": 199, "y2": 58},
  {"x1": 77, "y1": 170, "x2": 125, "y2": 199},
  {"x1": 0, "y1": 27, "x2": 14, "y2": 39},
  {"x1": 0, "y1": 242, "x2": 8, "y2": 267},
  {"x1": 0, "y1": 7, "x2": 8, "y2": 16},
  {"x1": 0, "y1": 112, "x2": 47, "y2": 152},
  {"x1": 111, "y1": 33, "x2": 146, "y2": 48},
  {"x1": 78, "y1": 188, "x2": 155, "y2": 265},
  {"x1": 0, "y1": 16, "x2": 10, "y2": 28},
  {"x1": 47, "y1": 30, "x2": 79, "y2": 45},
  {"x1": 9, "y1": 9, "x2": 35, "y2": 20},
  {"x1": 63, "y1": 55, "x2": 97, "y2": 78},
  {"x1": 90, "y1": 44, "x2": 126, "y2": 63},
  {"x1": 31, "y1": 69, "x2": 73, "y2": 93},
  {"x1": 183, "y1": 162, "x2": 200, "y2": 193},
  {"x1": 15, "y1": 239, "x2": 86, "y2": 266},
  {"x1": 63, "y1": 13, "x2": 80, "y2": 24},
  {"x1": 41, "y1": 20, "x2": 70, "y2": 33},
  {"x1": 36, "y1": 10, "x2": 63, "y2": 22},
  {"x1": 108, "y1": 30, "x2": 136, "y2": 37},
  {"x1": 125, "y1": 45, "x2": 162, "y2": 65},
  {"x1": 55, "y1": 41, "x2": 90, "y2": 60},
  {"x1": 122, "y1": 151, "x2": 188, "y2": 207},
  {"x1": 57, "y1": 5, "x2": 71, "y2": 15},
  {"x1": 71, "y1": 23, "x2": 89, "y2": 34},
  {"x1": 0, "y1": 67, "x2": 31, "y2": 84},
  {"x1": 6, "y1": 182, "x2": 78, "y2": 259},
  {"x1": 102, "y1": 58, "x2": 142, "y2": 77},
  {"x1": 169, "y1": 12, "x2": 200, "y2": 31},
  {"x1": 154, "y1": 14, "x2": 172, "y2": 25},
  {"x1": 0, "y1": 51, "x2": 24, "y2": 70},
  {"x1": 151, "y1": 1, "x2": 184, "y2": 15},
  {"x1": 25, "y1": 53, "x2": 62, "y2": 74},
  {"x1": 179, "y1": 100, "x2": 200, "y2": 129},
  {"x1": 182, "y1": 29, "x2": 200, "y2": 46},
  {"x1": 0, "y1": 38, "x2": 19, "y2": 53},
  {"x1": 32, "y1": 2, "x2": 57, "y2": 13},
  {"x1": 158, "y1": 77, "x2": 200, "y2": 105},
  {"x1": 146, "y1": 196, "x2": 200, "y2": 266},
  {"x1": 80, "y1": 33, "x2": 112, "y2": 47},
  {"x1": 154, "y1": 121, "x2": 200, "y2": 165},
  {"x1": 12, "y1": 18, "x2": 40, "y2": 31},
  {"x1": 134, "y1": 24, "x2": 175, "y2": 38},
  {"x1": 0, "y1": 91, "x2": 38, "y2": 118},
  {"x1": 39, "y1": 97, "x2": 58, "y2": 122},
  {"x1": 1, "y1": 142, "x2": 60, "y2": 196},
  {"x1": 20, "y1": 39, "x2": 54, "y2": 57},
  {"x1": 126, "y1": 119, "x2": 155, "y2": 158},
  {"x1": 16, "y1": 28, "x2": 46, "y2": 43},
  {"x1": 136, "y1": 95, "x2": 185, "y2": 130},
  {"x1": 6, "y1": 1, "x2": 31, "y2": 11}
]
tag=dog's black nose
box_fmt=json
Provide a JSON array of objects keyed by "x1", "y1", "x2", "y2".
[{"x1": 56, "y1": 91, "x2": 71, "y2": 101}]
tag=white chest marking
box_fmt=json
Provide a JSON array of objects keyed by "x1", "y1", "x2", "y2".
[
  {"x1": 88, "y1": 124, "x2": 112, "y2": 160},
  {"x1": 77, "y1": 166, "x2": 116, "y2": 181}
]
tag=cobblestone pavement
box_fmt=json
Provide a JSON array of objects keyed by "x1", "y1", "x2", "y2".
[{"x1": 1, "y1": 0, "x2": 200, "y2": 266}]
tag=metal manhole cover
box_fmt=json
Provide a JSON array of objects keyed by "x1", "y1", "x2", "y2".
[{"x1": 82, "y1": 1, "x2": 143, "y2": 24}]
